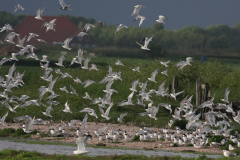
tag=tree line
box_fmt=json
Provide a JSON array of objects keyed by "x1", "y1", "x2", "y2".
[
  {"x1": 89, "y1": 23, "x2": 240, "y2": 50},
  {"x1": 1, "y1": 11, "x2": 240, "y2": 50}
]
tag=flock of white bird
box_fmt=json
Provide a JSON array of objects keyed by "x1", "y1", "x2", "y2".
[{"x1": 0, "y1": 0, "x2": 239, "y2": 158}]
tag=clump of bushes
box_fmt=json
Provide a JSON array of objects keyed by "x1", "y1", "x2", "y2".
[
  {"x1": 173, "y1": 143, "x2": 178, "y2": 147},
  {"x1": 208, "y1": 135, "x2": 224, "y2": 144},
  {"x1": 230, "y1": 129, "x2": 240, "y2": 137},
  {"x1": 220, "y1": 140, "x2": 236, "y2": 150},
  {"x1": 205, "y1": 132, "x2": 212, "y2": 138},
  {"x1": 40, "y1": 132, "x2": 48, "y2": 138},
  {"x1": 12, "y1": 129, "x2": 38, "y2": 138},
  {"x1": 171, "y1": 119, "x2": 188, "y2": 129},
  {"x1": 0, "y1": 128, "x2": 39, "y2": 138},
  {"x1": 232, "y1": 149, "x2": 240, "y2": 155},
  {"x1": 31, "y1": 129, "x2": 38, "y2": 135},
  {"x1": 12, "y1": 128, "x2": 26, "y2": 137},
  {"x1": 0, "y1": 128, "x2": 15, "y2": 137},
  {"x1": 132, "y1": 135, "x2": 140, "y2": 141}
]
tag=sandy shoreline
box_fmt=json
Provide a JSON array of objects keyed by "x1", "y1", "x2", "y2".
[{"x1": 0, "y1": 122, "x2": 223, "y2": 154}]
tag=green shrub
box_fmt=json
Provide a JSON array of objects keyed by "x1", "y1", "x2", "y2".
[
  {"x1": 173, "y1": 143, "x2": 178, "y2": 147},
  {"x1": 230, "y1": 129, "x2": 240, "y2": 137},
  {"x1": 40, "y1": 132, "x2": 48, "y2": 138},
  {"x1": 23, "y1": 134, "x2": 31, "y2": 138},
  {"x1": 232, "y1": 149, "x2": 240, "y2": 155},
  {"x1": 171, "y1": 119, "x2": 188, "y2": 129},
  {"x1": 220, "y1": 140, "x2": 236, "y2": 150},
  {"x1": 205, "y1": 132, "x2": 212, "y2": 138},
  {"x1": 208, "y1": 135, "x2": 224, "y2": 144},
  {"x1": 31, "y1": 129, "x2": 38, "y2": 135},
  {"x1": 12, "y1": 128, "x2": 39, "y2": 138},
  {"x1": 12, "y1": 128, "x2": 26, "y2": 137},
  {"x1": 187, "y1": 144, "x2": 193, "y2": 146},
  {"x1": 0, "y1": 128, "x2": 15, "y2": 137},
  {"x1": 132, "y1": 135, "x2": 140, "y2": 141},
  {"x1": 197, "y1": 154, "x2": 208, "y2": 160}
]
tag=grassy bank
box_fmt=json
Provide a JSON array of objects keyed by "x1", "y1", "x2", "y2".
[
  {"x1": 0, "y1": 149, "x2": 229, "y2": 160},
  {"x1": 0, "y1": 49, "x2": 240, "y2": 127}
]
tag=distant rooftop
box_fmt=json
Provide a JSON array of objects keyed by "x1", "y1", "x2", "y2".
[{"x1": 12, "y1": 15, "x2": 81, "y2": 45}]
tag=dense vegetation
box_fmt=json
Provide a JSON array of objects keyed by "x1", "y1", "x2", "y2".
[
  {"x1": 0, "y1": 50, "x2": 240, "y2": 128},
  {"x1": 89, "y1": 23, "x2": 240, "y2": 50}
]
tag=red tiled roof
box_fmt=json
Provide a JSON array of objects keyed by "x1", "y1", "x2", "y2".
[{"x1": 12, "y1": 15, "x2": 80, "y2": 45}]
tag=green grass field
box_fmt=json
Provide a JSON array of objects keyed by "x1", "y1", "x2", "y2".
[
  {"x1": 1, "y1": 149, "x2": 237, "y2": 160},
  {"x1": 1, "y1": 45, "x2": 240, "y2": 128}
]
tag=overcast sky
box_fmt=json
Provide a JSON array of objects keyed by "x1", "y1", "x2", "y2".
[{"x1": 1, "y1": 0, "x2": 240, "y2": 30}]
